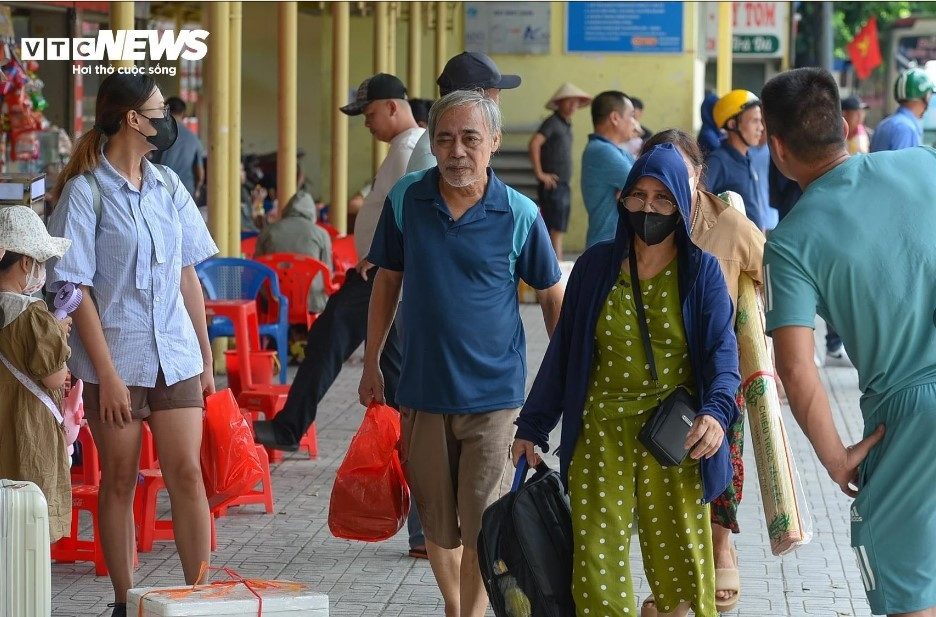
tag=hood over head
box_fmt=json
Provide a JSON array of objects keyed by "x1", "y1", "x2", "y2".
[
  {"x1": 701, "y1": 91, "x2": 720, "y2": 131},
  {"x1": 611, "y1": 143, "x2": 697, "y2": 271},
  {"x1": 280, "y1": 190, "x2": 318, "y2": 221}
]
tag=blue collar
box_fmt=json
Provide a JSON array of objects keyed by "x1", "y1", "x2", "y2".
[
  {"x1": 720, "y1": 142, "x2": 750, "y2": 164},
  {"x1": 897, "y1": 106, "x2": 922, "y2": 123},
  {"x1": 412, "y1": 167, "x2": 510, "y2": 213},
  {"x1": 588, "y1": 133, "x2": 632, "y2": 160}
]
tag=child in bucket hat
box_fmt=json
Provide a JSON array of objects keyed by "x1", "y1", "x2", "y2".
[{"x1": 0, "y1": 205, "x2": 75, "y2": 542}]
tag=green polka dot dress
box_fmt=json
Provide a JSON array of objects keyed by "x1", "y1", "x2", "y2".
[{"x1": 568, "y1": 257, "x2": 717, "y2": 616}]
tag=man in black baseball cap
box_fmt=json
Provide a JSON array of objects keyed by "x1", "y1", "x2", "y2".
[
  {"x1": 339, "y1": 73, "x2": 408, "y2": 116},
  {"x1": 436, "y1": 51, "x2": 521, "y2": 97},
  {"x1": 407, "y1": 52, "x2": 522, "y2": 173}
]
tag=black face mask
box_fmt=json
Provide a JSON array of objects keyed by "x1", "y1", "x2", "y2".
[
  {"x1": 136, "y1": 113, "x2": 178, "y2": 152},
  {"x1": 628, "y1": 210, "x2": 681, "y2": 246}
]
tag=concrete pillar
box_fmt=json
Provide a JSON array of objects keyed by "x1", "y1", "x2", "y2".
[
  {"x1": 373, "y1": 2, "x2": 390, "y2": 174},
  {"x1": 206, "y1": 1, "x2": 230, "y2": 257},
  {"x1": 110, "y1": 3, "x2": 134, "y2": 69},
  {"x1": 408, "y1": 2, "x2": 421, "y2": 97},
  {"x1": 228, "y1": 2, "x2": 242, "y2": 255},
  {"x1": 278, "y1": 2, "x2": 298, "y2": 210},
  {"x1": 435, "y1": 2, "x2": 447, "y2": 95},
  {"x1": 387, "y1": 2, "x2": 397, "y2": 76},
  {"x1": 716, "y1": 1, "x2": 733, "y2": 94},
  {"x1": 331, "y1": 2, "x2": 350, "y2": 235}
]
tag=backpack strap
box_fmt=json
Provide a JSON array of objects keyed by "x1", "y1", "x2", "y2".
[
  {"x1": 81, "y1": 164, "x2": 177, "y2": 231},
  {"x1": 153, "y1": 163, "x2": 175, "y2": 194},
  {"x1": 81, "y1": 169, "x2": 103, "y2": 229}
]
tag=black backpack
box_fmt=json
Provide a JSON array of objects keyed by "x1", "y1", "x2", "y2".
[{"x1": 478, "y1": 460, "x2": 575, "y2": 617}]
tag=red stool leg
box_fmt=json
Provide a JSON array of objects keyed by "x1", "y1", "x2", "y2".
[
  {"x1": 136, "y1": 473, "x2": 161, "y2": 553},
  {"x1": 299, "y1": 423, "x2": 318, "y2": 459},
  {"x1": 257, "y1": 445, "x2": 274, "y2": 514}
]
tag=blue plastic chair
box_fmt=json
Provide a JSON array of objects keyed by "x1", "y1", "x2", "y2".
[{"x1": 195, "y1": 257, "x2": 289, "y2": 384}]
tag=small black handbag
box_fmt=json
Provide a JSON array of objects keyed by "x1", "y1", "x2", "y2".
[{"x1": 627, "y1": 244, "x2": 699, "y2": 467}]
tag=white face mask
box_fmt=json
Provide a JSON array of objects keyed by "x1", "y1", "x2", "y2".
[{"x1": 23, "y1": 259, "x2": 46, "y2": 296}]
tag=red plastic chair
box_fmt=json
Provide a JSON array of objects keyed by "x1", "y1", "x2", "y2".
[
  {"x1": 212, "y1": 444, "x2": 274, "y2": 517},
  {"x1": 70, "y1": 424, "x2": 100, "y2": 486},
  {"x1": 254, "y1": 253, "x2": 339, "y2": 329},
  {"x1": 316, "y1": 221, "x2": 340, "y2": 239},
  {"x1": 51, "y1": 485, "x2": 138, "y2": 575},
  {"x1": 134, "y1": 469, "x2": 217, "y2": 552},
  {"x1": 331, "y1": 235, "x2": 358, "y2": 287},
  {"x1": 241, "y1": 235, "x2": 258, "y2": 258}
]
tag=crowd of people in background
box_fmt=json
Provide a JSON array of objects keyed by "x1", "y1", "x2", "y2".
[{"x1": 6, "y1": 41, "x2": 936, "y2": 617}]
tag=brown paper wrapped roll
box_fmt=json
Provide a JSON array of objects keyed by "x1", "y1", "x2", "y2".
[{"x1": 735, "y1": 273, "x2": 808, "y2": 555}]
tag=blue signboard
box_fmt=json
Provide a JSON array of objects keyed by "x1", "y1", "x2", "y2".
[{"x1": 566, "y1": 2, "x2": 683, "y2": 53}]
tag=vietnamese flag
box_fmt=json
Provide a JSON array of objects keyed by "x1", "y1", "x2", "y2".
[{"x1": 847, "y1": 17, "x2": 883, "y2": 80}]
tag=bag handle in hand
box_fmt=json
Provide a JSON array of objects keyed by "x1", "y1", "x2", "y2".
[{"x1": 511, "y1": 458, "x2": 552, "y2": 493}]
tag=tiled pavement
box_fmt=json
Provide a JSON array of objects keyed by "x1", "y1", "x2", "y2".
[{"x1": 51, "y1": 307, "x2": 872, "y2": 616}]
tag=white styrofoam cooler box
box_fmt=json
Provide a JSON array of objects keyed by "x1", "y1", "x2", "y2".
[
  {"x1": 0, "y1": 479, "x2": 52, "y2": 617},
  {"x1": 128, "y1": 583, "x2": 327, "y2": 616}
]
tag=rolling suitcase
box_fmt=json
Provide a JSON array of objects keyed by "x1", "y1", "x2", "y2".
[
  {"x1": 0, "y1": 479, "x2": 52, "y2": 617},
  {"x1": 478, "y1": 460, "x2": 575, "y2": 617}
]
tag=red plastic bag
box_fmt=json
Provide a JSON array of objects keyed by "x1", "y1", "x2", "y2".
[
  {"x1": 328, "y1": 402, "x2": 410, "y2": 542},
  {"x1": 200, "y1": 389, "x2": 265, "y2": 510}
]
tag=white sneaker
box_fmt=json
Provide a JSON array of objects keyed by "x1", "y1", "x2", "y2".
[
  {"x1": 825, "y1": 346, "x2": 853, "y2": 368},
  {"x1": 814, "y1": 349, "x2": 824, "y2": 368}
]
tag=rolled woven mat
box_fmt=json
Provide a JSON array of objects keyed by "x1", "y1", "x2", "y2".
[{"x1": 736, "y1": 273, "x2": 812, "y2": 556}]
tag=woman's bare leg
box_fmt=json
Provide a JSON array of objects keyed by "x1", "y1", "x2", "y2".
[
  {"x1": 86, "y1": 418, "x2": 142, "y2": 603},
  {"x1": 147, "y1": 407, "x2": 211, "y2": 584}
]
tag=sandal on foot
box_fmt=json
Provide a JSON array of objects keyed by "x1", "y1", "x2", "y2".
[
  {"x1": 641, "y1": 596, "x2": 689, "y2": 617},
  {"x1": 641, "y1": 595, "x2": 658, "y2": 617},
  {"x1": 715, "y1": 546, "x2": 741, "y2": 613},
  {"x1": 408, "y1": 546, "x2": 429, "y2": 559}
]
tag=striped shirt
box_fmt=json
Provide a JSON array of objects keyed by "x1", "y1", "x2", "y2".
[{"x1": 46, "y1": 152, "x2": 218, "y2": 387}]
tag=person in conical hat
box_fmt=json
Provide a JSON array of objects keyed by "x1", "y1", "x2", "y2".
[
  {"x1": 545, "y1": 81, "x2": 593, "y2": 111},
  {"x1": 530, "y1": 82, "x2": 593, "y2": 260}
]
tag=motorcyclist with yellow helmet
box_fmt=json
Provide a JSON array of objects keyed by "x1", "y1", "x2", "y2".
[{"x1": 704, "y1": 89, "x2": 767, "y2": 231}]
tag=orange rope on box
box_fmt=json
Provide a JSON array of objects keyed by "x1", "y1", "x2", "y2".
[{"x1": 136, "y1": 563, "x2": 307, "y2": 616}]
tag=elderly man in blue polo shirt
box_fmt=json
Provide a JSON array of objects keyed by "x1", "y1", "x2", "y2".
[
  {"x1": 359, "y1": 90, "x2": 564, "y2": 617},
  {"x1": 871, "y1": 67, "x2": 935, "y2": 152}
]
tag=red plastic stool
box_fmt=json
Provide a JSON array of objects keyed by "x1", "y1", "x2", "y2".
[
  {"x1": 140, "y1": 422, "x2": 159, "y2": 470},
  {"x1": 212, "y1": 444, "x2": 274, "y2": 517},
  {"x1": 51, "y1": 485, "x2": 137, "y2": 576},
  {"x1": 134, "y1": 469, "x2": 217, "y2": 553},
  {"x1": 70, "y1": 425, "x2": 100, "y2": 486},
  {"x1": 237, "y1": 388, "x2": 317, "y2": 461},
  {"x1": 299, "y1": 424, "x2": 318, "y2": 458}
]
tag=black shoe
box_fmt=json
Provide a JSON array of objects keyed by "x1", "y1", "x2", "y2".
[
  {"x1": 107, "y1": 603, "x2": 127, "y2": 617},
  {"x1": 252, "y1": 420, "x2": 300, "y2": 452}
]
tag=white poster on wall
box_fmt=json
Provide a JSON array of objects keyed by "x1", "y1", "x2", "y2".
[
  {"x1": 704, "y1": 2, "x2": 788, "y2": 59},
  {"x1": 465, "y1": 2, "x2": 551, "y2": 55}
]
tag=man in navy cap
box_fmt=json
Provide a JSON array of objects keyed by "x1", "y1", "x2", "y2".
[{"x1": 406, "y1": 51, "x2": 521, "y2": 173}]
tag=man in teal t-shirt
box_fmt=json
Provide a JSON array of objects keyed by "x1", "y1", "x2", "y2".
[
  {"x1": 762, "y1": 68, "x2": 936, "y2": 616},
  {"x1": 581, "y1": 90, "x2": 638, "y2": 248}
]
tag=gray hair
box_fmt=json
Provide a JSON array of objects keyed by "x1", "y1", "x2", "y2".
[{"x1": 428, "y1": 89, "x2": 502, "y2": 142}]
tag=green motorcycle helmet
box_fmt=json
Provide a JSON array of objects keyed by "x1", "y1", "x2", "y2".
[{"x1": 894, "y1": 67, "x2": 936, "y2": 102}]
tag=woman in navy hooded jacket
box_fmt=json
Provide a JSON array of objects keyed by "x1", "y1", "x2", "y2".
[{"x1": 512, "y1": 143, "x2": 740, "y2": 617}]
